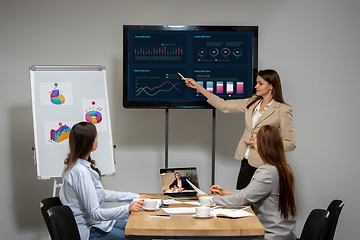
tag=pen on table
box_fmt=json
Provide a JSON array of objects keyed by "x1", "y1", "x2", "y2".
[
  {"x1": 149, "y1": 214, "x2": 170, "y2": 218},
  {"x1": 209, "y1": 186, "x2": 223, "y2": 191}
]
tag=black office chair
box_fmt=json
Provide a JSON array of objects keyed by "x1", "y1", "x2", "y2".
[
  {"x1": 298, "y1": 209, "x2": 329, "y2": 240},
  {"x1": 324, "y1": 200, "x2": 344, "y2": 240},
  {"x1": 40, "y1": 197, "x2": 62, "y2": 239},
  {"x1": 48, "y1": 205, "x2": 81, "y2": 240}
]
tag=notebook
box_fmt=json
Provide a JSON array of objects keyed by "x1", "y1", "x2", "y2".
[{"x1": 160, "y1": 167, "x2": 200, "y2": 200}]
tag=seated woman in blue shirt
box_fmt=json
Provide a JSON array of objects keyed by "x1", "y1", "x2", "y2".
[
  {"x1": 59, "y1": 122, "x2": 153, "y2": 240},
  {"x1": 209, "y1": 125, "x2": 297, "y2": 240}
]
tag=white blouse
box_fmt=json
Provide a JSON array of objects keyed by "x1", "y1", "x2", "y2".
[{"x1": 244, "y1": 100, "x2": 274, "y2": 159}]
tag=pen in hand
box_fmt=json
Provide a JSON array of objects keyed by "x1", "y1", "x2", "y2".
[
  {"x1": 177, "y1": 72, "x2": 186, "y2": 80},
  {"x1": 209, "y1": 185, "x2": 223, "y2": 191}
]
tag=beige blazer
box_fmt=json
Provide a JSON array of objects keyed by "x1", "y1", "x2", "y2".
[
  {"x1": 208, "y1": 94, "x2": 296, "y2": 168},
  {"x1": 213, "y1": 163, "x2": 296, "y2": 240}
]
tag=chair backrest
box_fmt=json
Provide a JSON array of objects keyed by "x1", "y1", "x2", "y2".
[
  {"x1": 48, "y1": 205, "x2": 81, "y2": 240},
  {"x1": 299, "y1": 209, "x2": 329, "y2": 240},
  {"x1": 324, "y1": 200, "x2": 344, "y2": 240},
  {"x1": 40, "y1": 197, "x2": 62, "y2": 239}
]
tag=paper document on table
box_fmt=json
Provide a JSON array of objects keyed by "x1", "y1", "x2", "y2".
[
  {"x1": 163, "y1": 199, "x2": 182, "y2": 205},
  {"x1": 162, "y1": 207, "x2": 196, "y2": 215},
  {"x1": 211, "y1": 209, "x2": 254, "y2": 218},
  {"x1": 184, "y1": 201, "x2": 200, "y2": 206},
  {"x1": 186, "y1": 179, "x2": 206, "y2": 195}
]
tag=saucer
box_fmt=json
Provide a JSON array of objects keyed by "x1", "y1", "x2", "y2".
[
  {"x1": 192, "y1": 214, "x2": 214, "y2": 219},
  {"x1": 143, "y1": 207, "x2": 158, "y2": 211},
  {"x1": 200, "y1": 203, "x2": 216, "y2": 207}
]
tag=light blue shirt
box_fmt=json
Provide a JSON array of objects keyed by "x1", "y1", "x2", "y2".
[{"x1": 59, "y1": 159, "x2": 139, "y2": 240}]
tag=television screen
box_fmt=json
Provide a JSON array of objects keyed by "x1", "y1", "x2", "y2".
[{"x1": 123, "y1": 25, "x2": 258, "y2": 109}]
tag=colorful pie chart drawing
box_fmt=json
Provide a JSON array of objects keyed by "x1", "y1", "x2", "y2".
[
  {"x1": 85, "y1": 101, "x2": 103, "y2": 124},
  {"x1": 50, "y1": 83, "x2": 65, "y2": 105},
  {"x1": 49, "y1": 122, "x2": 71, "y2": 144},
  {"x1": 86, "y1": 110, "x2": 103, "y2": 124}
]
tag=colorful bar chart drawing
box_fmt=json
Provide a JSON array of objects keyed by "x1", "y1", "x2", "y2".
[
  {"x1": 49, "y1": 123, "x2": 71, "y2": 144},
  {"x1": 197, "y1": 81, "x2": 204, "y2": 93},
  {"x1": 134, "y1": 46, "x2": 183, "y2": 56},
  {"x1": 216, "y1": 82, "x2": 224, "y2": 94},
  {"x1": 237, "y1": 82, "x2": 244, "y2": 94},
  {"x1": 207, "y1": 81, "x2": 214, "y2": 93},
  {"x1": 227, "y1": 82, "x2": 233, "y2": 94}
]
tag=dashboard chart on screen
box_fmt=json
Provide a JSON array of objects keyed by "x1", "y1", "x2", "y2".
[{"x1": 123, "y1": 25, "x2": 258, "y2": 109}]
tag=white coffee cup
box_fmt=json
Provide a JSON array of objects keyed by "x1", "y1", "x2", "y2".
[
  {"x1": 143, "y1": 199, "x2": 158, "y2": 209},
  {"x1": 195, "y1": 206, "x2": 211, "y2": 217},
  {"x1": 199, "y1": 196, "x2": 214, "y2": 206}
]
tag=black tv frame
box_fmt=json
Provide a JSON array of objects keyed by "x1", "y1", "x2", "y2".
[{"x1": 123, "y1": 25, "x2": 258, "y2": 109}]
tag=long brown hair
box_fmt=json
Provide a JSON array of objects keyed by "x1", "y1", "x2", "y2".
[
  {"x1": 256, "y1": 125, "x2": 296, "y2": 219},
  {"x1": 64, "y1": 122, "x2": 101, "y2": 178},
  {"x1": 247, "y1": 69, "x2": 286, "y2": 109}
]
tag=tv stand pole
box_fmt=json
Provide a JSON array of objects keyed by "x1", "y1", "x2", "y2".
[
  {"x1": 165, "y1": 108, "x2": 169, "y2": 168},
  {"x1": 164, "y1": 108, "x2": 216, "y2": 184},
  {"x1": 211, "y1": 108, "x2": 216, "y2": 185}
]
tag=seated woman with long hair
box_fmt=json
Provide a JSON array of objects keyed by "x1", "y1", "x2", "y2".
[
  {"x1": 59, "y1": 122, "x2": 153, "y2": 240},
  {"x1": 209, "y1": 125, "x2": 296, "y2": 240}
]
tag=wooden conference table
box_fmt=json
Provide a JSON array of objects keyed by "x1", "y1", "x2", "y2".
[{"x1": 125, "y1": 194, "x2": 264, "y2": 239}]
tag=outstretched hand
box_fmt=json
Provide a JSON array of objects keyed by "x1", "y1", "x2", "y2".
[{"x1": 184, "y1": 78, "x2": 198, "y2": 89}]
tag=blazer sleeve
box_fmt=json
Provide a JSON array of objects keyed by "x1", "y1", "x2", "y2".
[
  {"x1": 207, "y1": 93, "x2": 251, "y2": 113},
  {"x1": 169, "y1": 180, "x2": 177, "y2": 189},
  {"x1": 280, "y1": 105, "x2": 296, "y2": 152},
  {"x1": 212, "y1": 166, "x2": 275, "y2": 206}
]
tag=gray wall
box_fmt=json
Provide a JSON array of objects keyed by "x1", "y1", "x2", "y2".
[{"x1": 1, "y1": 0, "x2": 359, "y2": 239}]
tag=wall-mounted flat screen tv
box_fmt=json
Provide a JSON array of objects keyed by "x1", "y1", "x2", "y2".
[{"x1": 123, "y1": 25, "x2": 258, "y2": 109}]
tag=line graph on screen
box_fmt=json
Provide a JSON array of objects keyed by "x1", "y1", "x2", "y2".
[{"x1": 135, "y1": 80, "x2": 183, "y2": 97}]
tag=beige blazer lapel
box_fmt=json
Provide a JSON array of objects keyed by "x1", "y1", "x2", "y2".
[
  {"x1": 246, "y1": 100, "x2": 260, "y2": 127},
  {"x1": 253, "y1": 101, "x2": 280, "y2": 128}
]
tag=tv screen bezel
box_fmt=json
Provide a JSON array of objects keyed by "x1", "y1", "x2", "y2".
[{"x1": 123, "y1": 25, "x2": 258, "y2": 109}]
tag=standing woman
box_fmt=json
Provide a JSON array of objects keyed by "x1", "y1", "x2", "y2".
[
  {"x1": 185, "y1": 69, "x2": 296, "y2": 189},
  {"x1": 209, "y1": 125, "x2": 297, "y2": 240},
  {"x1": 59, "y1": 122, "x2": 152, "y2": 240}
]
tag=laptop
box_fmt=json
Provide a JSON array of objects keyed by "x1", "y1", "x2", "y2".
[{"x1": 160, "y1": 167, "x2": 200, "y2": 200}]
